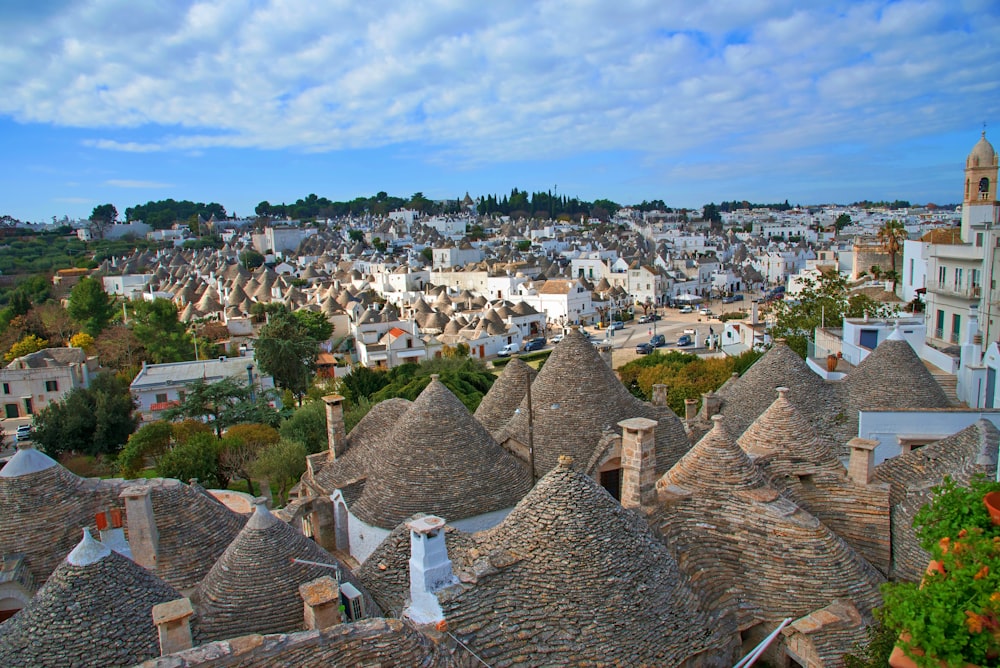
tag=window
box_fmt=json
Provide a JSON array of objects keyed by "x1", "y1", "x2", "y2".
[
  {"x1": 938, "y1": 266, "x2": 946, "y2": 284},
  {"x1": 1, "y1": 383, "x2": 8, "y2": 395},
  {"x1": 44, "y1": 380, "x2": 58, "y2": 392},
  {"x1": 952, "y1": 313, "x2": 962, "y2": 344},
  {"x1": 955, "y1": 267, "x2": 963, "y2": 289},
  {"x1": 908, "y1": 258, "x2": 914, "y2": 285},
  {"x1": 178, "y1": 391, "x2": 186, "y2": 402},
  {"x1": 977, "y1": 233, "x2": 984, "y2": 247},
  {"x1": 155, "y1": 393, "x2": 168, "y2": 404}
]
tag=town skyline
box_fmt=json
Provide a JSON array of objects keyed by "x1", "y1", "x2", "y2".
[{"x1": 1, "y1": 1, "x2": 998, "y2": 223}]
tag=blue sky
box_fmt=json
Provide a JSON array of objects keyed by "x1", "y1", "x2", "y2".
[{"x1": 1, "y1": 0, "x2": 998, "y2": 223}]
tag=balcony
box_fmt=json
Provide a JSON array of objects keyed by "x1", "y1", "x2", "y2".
[{"x1": 925, "y1": 280, "x2": 981, "y2": 300}]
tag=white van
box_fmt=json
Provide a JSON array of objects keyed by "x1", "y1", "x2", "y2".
[{"x1": 497, "y1": 342, "x2": 521, "y2": 357}]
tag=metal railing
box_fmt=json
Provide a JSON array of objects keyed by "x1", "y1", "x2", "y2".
[{"x1": 925, "y1": 280, "x2": 981, "y2": 300}]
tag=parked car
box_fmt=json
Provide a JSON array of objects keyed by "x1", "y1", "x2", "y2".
[
  {"x1": 524, "y1": 337, "x2": 546, "y2": 352},
  {"x1": 637, "y1": 315, "x2": 651, "y2": 324},
  {"x1": 550, "y1": 334, "x2": 564, "y2": 344},
  {"x1": 650, "y1": 334, "x2": 665, "y2": 347},
  {"x1": 679, "y1": 305, "x2": 694, "y2": 314},
  {"x1": 635, "y1": 342, "x2": 653, "y2": 355},
  {"x1": 608, "y1": 320, "x2": 624, "y2": 331},
  {"x1": 722, "y1": 293, "x2": 744, "y2": 303},
  {"x1": 497, "y1": 342, "x2": 521, "y2": 357},
  {"x1": 676, "y1": 334, "x2": 693, "y2": 347},
  {"x1": 698, "y1": 307, "x2": 713, "y2": 316},
  {"x1": 15, "y1": 425, "x2": 32, "y2": 442}
]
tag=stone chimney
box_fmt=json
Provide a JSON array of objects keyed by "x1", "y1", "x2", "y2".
[
  {"x1": 700, "y1": 391, "x2": 721, "y2": 419},
  {"x1": 120, "y1": 485, "x2": 159, "y2": 571},
  {"x1": 299, "y1": 575, "x2": 343, "y2": 630},
  {"x1": 847, "y1": 437, "x2": 880, "y2": 485},
  {"x1": 152, "y1": 598, "x2": 194, "y2": 656},
  {"x1": 651, "y1": 384, "x2": 668, "y2": 408},
  {"x1": 684, "y1": 398, "x2": 698, "y2": 422},
  {"x1": 751, "y1": 300, "x2": 760, "y2": 325},
  {"x1": 618, "y1": 418, "x2": 659, "y2": 510},
  {"x1": 95, "y1": 508, "x2": 132, "y2": 560},
  {"x1": 405, "y1": 515, "x2": 455, "y2": 625},
  {"x1": 323, "y1": 394, "x2": 347, "y2": 459}
]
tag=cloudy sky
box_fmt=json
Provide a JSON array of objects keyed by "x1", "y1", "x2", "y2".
[{"x1": 2, "y1": 0, "x2": 998, "y2": 222}]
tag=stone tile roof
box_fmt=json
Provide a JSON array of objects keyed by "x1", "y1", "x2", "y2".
[
  {"x1": 843, "y1": 337, "x2": 952, "y2": 422},
  {"x1": 194, "y1": 504, "x2": 379, "y2": 642},
  {"x1": 738, "y1": 388, "x2": 892, "y2": 575},
  {"x1": 359, "y1": 460, "x2": 735, "y2": 666},
  {"x1": 714, "y1": 341, "x2": 844, "y2": 448},
  {"x1": 0, "y1": 531, "x2": 181, "y2": 668},
  {"x1": 0, "y1": 455, "x2": 245, "y2": 592},
  {"x1": 313, "y1": 397, "x2": 412, "y2": 494},
  {"x1": 654, "y1": 416, "x2": 885, "y2": 631},
  {"x1": 137, "y1": 618, "x2": 451, "y2": 667},
  {"x1": 350, "y1": 378, "x2": 532, "y2": 529},
  {"x1": 873, "y1": 419, "x2": 1000, "y2": 581},
  {"x1": 472, "y1": 357, "x2": 536, "y2": 438},
  {"x1": 500, "y1": 328, "x2": 690, "y2": 476}
]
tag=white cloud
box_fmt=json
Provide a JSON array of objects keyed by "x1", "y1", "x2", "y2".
[
  {"x1": 105, "y1": 179, "x2": 172, "y2": 188},
  {"x1": 1, "y1": 0, "x2": 997, "y2": 170}
]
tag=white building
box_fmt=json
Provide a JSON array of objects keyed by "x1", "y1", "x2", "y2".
[{"x1": 0, "y1": 348, "x2": 97, "y2": 419}]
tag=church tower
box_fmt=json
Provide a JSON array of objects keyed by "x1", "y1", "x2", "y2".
[{"x1": 961, "y1": 131, "x2": 999, "y2": 242}]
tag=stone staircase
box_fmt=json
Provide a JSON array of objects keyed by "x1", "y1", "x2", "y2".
[{"x1": 923, "y1": 361, "x2": 962, "y2": 407}]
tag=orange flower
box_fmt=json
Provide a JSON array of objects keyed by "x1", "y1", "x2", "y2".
[
  {"x1": 991, "y1": 592, "x2": 1000, "y2": 604},
  {"x1": 960, "y1": 529, "x2": 969, "y2": 538},
  {"x1": 976, "y1": 566, "x2": 990, "y2": 580},
  {"x1": 940, "y1": 536, "x2": 951, "y2": 554},
  {"x1": 967, "y1": 610, "x2": 986, "y2": 634}
]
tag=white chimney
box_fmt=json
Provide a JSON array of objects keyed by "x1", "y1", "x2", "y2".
[{"x1": 404, "y1": 515, "x2": 455, "y2": 625}]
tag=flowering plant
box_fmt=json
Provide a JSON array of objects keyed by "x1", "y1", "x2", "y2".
[{"x1": 880, "y1": 475, "x2": 1000, "y2": 667}]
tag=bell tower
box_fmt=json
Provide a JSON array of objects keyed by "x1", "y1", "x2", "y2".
[{"x1": 961, "y1": 131, "x2": 999, "y2": 242}]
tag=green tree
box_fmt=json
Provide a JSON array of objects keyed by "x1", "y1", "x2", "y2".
[
  {"x1": 5, "y1": 333, "x2": 48, "y2": 362},
  {"x1": 220, "y1": 423, "x2": 281, "y2": 495},
  {"x1": 251, "y1": 439, "x2": 307, "y2": 505},
  {"x1": 34, "y1": 372, "x2": 137, "y2": 458},
  {"x1": 117, "y1": 420, "x2": 174, "y2": 477},
  {"x1": 89, "y1": 203, "x2": 119, "y2": 239},
  {"x1": 239, "y1": 249, "x2": 265, "y2": 269},
  {"x1": 254, "y1": 311, "x2": 320, "y2": 401},
  {"x1": 161, "y1": 376, "x2": 278, "y2": 437},
  {"x1": 280, "y1": 400, "x2": 328, "y2": 454},
  {"x1": 67, "y1": 277, "x2": 115, "y2": 336},
  {"x1": 156, "y1": 432, "x2": 224, "y2": 487},
  {"x1": 877, "y1": 220, "x2": 908, "y2": 292},
  {"x1": 768, "y1": 269, "x2": 899, "y2": 357},
  {"x1": 834, "y1": 213, "x2": 852, "y2": 232},
  {"x1": 128, "y1": 298, "x2": 193, "y2": 363},
  {"x1": 292, "y1": 310, "x2": 334, "y2": 341}
]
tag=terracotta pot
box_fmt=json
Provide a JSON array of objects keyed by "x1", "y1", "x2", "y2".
[
  {"x1": 984, "y1": 491, "x2": 1000, "y2": 526},
  {"x1": 826, "y1": 354, "x2": 838, "y2": 372},
  {"x1": 890, "y1": 632, "x2": 980, "y2": 668}
]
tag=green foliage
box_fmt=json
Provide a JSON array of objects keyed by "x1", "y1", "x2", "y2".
[
  {"x1": 125, "y1": 199, "x2": 226, "y2": 230},
  {"x1": 5, "y1": 333, "x2": 48, "y2": 362},
  {"x1": 156, "y1": 432, "x2": 224, "y2": 487},
  {"x1": 117, "y1": 421, "x2": 174, "y2": 477},
  {"x1": 878, "y1": 476, "x2": 1000, "y2": 666},
  {"x1": 34, "y1": 372, "x2": 137, "y2": 458},
  {"x1": 717, "y1": 311, "x2": 747, "y2": 322},
  {"x1": 162, "y1": 377, "x2": 280, "y2": 437},
  {"x1": 127, "y1": 298, "x2": 193, "y2": 363},
  {"x1": 239, "y1": 249, "x2": 265, "y2": 269},
  {"x1": 834, "y1": 213, "x2": 852, "y2": 231},
  {"x1": 339, "y1": 365, "x2": 391, "y2": 404},
  {"x1": 91, "y1": 203, "x2": 119, "y2": 224},
  {"x1": 368, "y1": 356, "x2": 495, "y2": 412},
  {"x1": 343, "y1": 396, "x2": 373, "y2": 434},
  {"x1": 516, "y1": 239, "x2": 532, "y2": 251},
  {"x1": 220, "y1": 423, "x2": 281, "y2": 495},
  {"x1": 291, "y1": 310, "x2": 334, "y2": 341},
  {"x1": 67, "y1": 276, "x2": 115, "y2": 336},
  {"x1": 280, "y1": 400, "x2": 328, "y2": 454},
  {"x1": 251, "y1": 439, "x2": 308, "y2": 505},
  {"x1": 254, "y1": 311, "x2": 320, "y2": 399},
  {"x1": 913, "y1": 475, "x2": 1000, "y2": 552},
  {"x1": 766, "y1": 269, "x2": 899, "y2": 358}
]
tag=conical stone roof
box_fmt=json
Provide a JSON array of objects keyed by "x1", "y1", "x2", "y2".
[
  {"x1": 194, "y1": 504, "x2": 377, "y2": 642},
  {"x1": 359, "y1": 459, "x2": 734, "y2": 665},
  {"x1": 349, "y1": 378, "x2": 532, "y2": 529},
  {"x1": 737, "y1": 387, "x2": 841, "y2": 468},
  {"x1": 501, "y1": 328, "x2": 689, "y2": 475},
  {"x1": 474, "y1": 357, "x2": 537, "y2": 438},
  {"x1": 845, "y1": 335, "x2": 951, "y2": 411},
  {"x1": 0, "y1": 529, "x2": 181, "y2": 667}
]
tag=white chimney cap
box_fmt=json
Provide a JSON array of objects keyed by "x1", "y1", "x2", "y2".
[
  {"x1": 407, "y1": 515, "x2": 445, "y2": 535},
  {"x1": 67, "y1": 527, "x2": 111, "y2": 566}
]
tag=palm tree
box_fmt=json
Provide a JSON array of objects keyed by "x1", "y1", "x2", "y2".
[{"x1": 877, "y1": 220, "x2": 908, "y2": 292}]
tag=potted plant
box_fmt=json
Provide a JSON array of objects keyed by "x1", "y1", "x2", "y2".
[{"x1": 880, "y1": 475, "x2": 1000, "y2": 667}]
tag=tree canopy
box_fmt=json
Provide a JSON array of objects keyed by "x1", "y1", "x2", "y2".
[
  {"x1": 161, "y1": 376, "x2": 280, "y2": 438},
  {"x1": 254, "y1": 311, "x2": 320, "y2": 400},
  {"x1": 765, "y1": 269, "x2": 900, "y2": 357},
  {"x1": 125, "y1": 199, "x2": 227, "y2": 230},
  {"x1": 67, "y1": 276, "x2": 115, "y2": 336},
  {"x1": 34, "y1": 372, "x2": 138, "y2": 458},
  {"x1": 127, "y1": 298, "x2": 193, "y2": 363}
]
